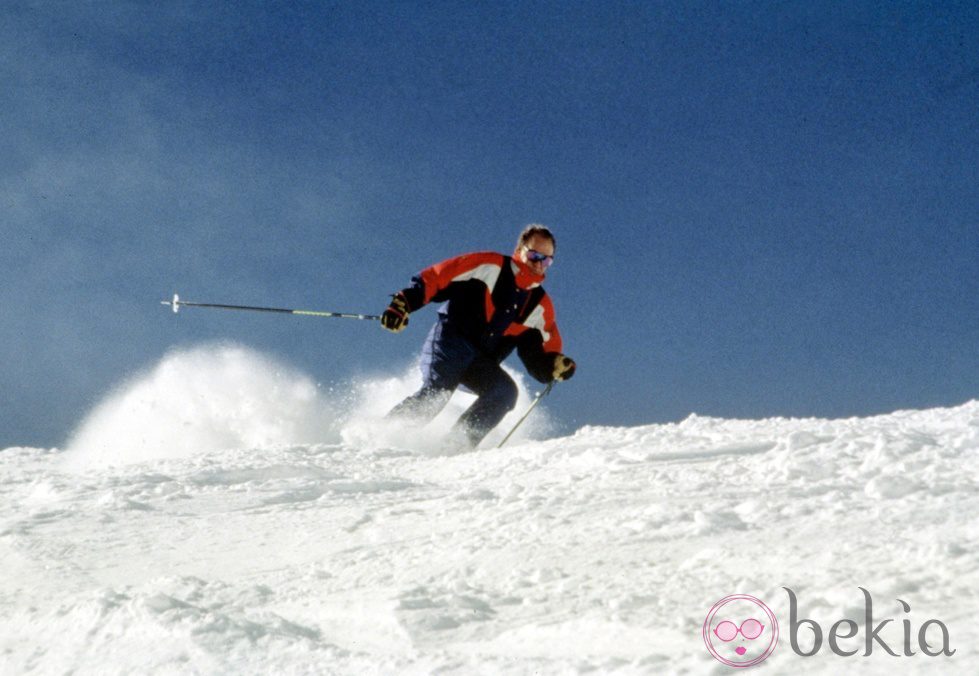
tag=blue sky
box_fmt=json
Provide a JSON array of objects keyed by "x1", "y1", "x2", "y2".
[{"x1": 2, "y1": 1, "x2": 977, "y2": 447}]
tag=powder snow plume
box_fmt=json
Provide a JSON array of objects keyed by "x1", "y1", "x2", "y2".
[{"x1": 62, "y1": 342, "x2": 553, "y2": 469}]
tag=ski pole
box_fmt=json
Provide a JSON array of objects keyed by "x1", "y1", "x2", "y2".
[
  {"x1": 497, "y1": 380, "x2": 555, "y2": 448},
  {"x1": 160, "y1": 294, "x2": 381, "y2": 321}
]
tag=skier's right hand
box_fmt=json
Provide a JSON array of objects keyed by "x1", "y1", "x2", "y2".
[{"x1": 381, "y1": 292, "x2": 410, "y2": 333}]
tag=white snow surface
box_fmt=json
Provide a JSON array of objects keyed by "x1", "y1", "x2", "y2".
[{"x1": 2, "y1": 345, "x2": 977, "y2": 674}]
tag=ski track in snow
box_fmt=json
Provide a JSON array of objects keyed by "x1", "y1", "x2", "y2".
[{"x1": 1, "y1": 348, "x2": 977, "y2": 673}]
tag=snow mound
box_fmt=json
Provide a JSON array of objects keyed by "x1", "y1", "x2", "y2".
[{"x1": 8, "y1": 385, "x2": 978, "y2": 673}]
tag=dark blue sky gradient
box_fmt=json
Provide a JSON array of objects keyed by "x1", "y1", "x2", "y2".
[{"x1": 2, "y1": 1, "x2": 976, "y2": 446}]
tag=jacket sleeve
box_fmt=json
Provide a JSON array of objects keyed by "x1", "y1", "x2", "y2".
[
  {"x1": 398, "y1": 252, "x2": 503, "y2": 312},
  {"x1": 516, "y1": 293, "x2": 563, "y2": 383}
]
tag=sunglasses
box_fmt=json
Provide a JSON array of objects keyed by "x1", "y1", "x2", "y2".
[
  {"x1": 713, "y1": 619, "x2": 765, "y2": 641},
  {"x1": 524, "y1": 247, "x2": 554, "y2": 268}
]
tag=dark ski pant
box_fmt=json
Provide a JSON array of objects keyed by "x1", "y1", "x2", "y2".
[{"x1": 387, "y1": 318, "x2": 518, "y2": 446}]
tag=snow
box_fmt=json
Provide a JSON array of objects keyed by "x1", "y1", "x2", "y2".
[{"x1": 2, "y1": 345, "x2": 977, "y2": 674}]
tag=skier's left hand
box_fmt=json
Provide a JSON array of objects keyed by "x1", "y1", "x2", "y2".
[{"x1": 552, "y1": 354, "x2": 576, "y2": 381}]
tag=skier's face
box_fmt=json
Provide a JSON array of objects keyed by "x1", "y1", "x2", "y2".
[{"x1": 516, "y1": 234, "x2": 555, "y2": 277}]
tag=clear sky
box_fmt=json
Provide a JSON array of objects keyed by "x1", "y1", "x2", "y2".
[{"x1": 2, "y1": 1, "x2": 977, "y2": 448}]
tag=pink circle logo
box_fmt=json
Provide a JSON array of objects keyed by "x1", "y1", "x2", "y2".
[{"x1": 703, "y1": 594, "x2": 779, "y2": 667}]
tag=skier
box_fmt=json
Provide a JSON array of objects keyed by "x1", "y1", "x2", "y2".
[{"x1": 380, "y1": 224, "x2": 576, "y2": 447}]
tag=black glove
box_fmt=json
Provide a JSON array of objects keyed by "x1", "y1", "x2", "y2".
[
  {"x1": 381, "y1": 292, "x2": 410, "y2": 333},
  {"x1": 552, "y1": 354, "x2": 576, "y2": 381}
]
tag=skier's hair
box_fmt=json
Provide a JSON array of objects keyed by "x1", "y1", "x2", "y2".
[{"x1": 516, "y1": 224, "x2": 556, "y2": 251}]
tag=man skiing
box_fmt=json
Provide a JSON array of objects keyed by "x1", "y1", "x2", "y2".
[{"x1": 380, "y1": 224, "x2": 576, "y2": 447}]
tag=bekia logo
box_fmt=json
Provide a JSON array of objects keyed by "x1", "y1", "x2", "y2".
[
  {"x1": 703, "y1": 594, "x2": 779, "y2": 667},
  {"x1": 704, "y1": 588, "x2": 955, "y2": 668}
]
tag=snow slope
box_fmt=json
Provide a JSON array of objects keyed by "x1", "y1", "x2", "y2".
[{"x1": 2, "y1": 345, "x2": 977, "y2": 674}]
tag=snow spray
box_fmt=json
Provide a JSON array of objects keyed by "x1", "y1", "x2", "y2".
[
  {"x1": 63, "y1": 342, "x2": 553, "y2": 469},
  {"x1": 63, "y1": 343, "x2": 342, "y2": 468}
]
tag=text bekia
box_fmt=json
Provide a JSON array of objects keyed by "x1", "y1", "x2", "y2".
[{"x1": 784, "y1": 587, "x2": 954, "y2": 657}]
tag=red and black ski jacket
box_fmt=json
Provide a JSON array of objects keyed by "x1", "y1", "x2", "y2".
[{"x1": 398, "y1": 251, "x2": 563, "y2": 383}]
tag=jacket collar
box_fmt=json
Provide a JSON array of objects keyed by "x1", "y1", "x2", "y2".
[{"x1": 510, "y1": 256, "x2": 545, "y2": 289}]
